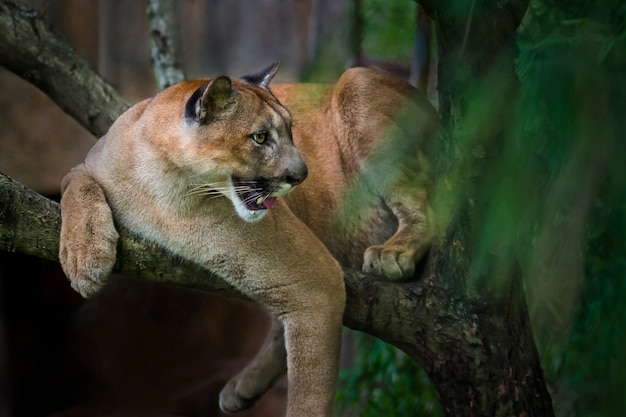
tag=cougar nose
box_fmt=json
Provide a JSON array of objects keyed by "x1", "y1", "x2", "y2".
[
  {"x1": 283, "y1": 153, "x2": 309, "y2": 186},
  {"x1": 284, "y1": 161, "x2": 308, "y2": 186}
]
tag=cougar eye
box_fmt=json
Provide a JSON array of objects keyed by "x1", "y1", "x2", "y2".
[{"x1": 250, "y1": 131, "x2": 268, "y2": 145}]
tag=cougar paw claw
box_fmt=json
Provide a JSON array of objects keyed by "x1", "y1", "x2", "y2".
[
  {"x1": 219, "y1": 378, "x2": 259, "y2": 413},
  {"x1": 68, "y1": 276, "x2": 106, "y2": 298},
  {"x1": 363, "y1": 244, "x2": 416, "y2": 281}
]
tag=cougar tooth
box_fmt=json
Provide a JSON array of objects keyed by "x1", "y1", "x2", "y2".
[{"x1": 256, "y1": 196, "x2": 264, "y2": 206}]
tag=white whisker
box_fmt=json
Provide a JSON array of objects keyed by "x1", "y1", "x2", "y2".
[
  {"x1": 240, "y1": 191, "x2": 270, "y2": 207},
  {"x1": 185, "y1": 181, "x2": 263, "y2": 198}
]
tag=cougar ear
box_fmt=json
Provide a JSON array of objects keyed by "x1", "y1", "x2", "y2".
[
  {"x1": 240, "y1": 61, "x2": 279, "y2": 89},
  {"x1": 186, "y1": 76, "x2": 235, "y2": 124}
]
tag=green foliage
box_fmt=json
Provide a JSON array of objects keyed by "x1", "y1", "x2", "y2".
[
  {"x1": 336, "y1": 332, "x2": 442, "y2": 417},
  {"x1": 339, "y1": 0, "x2": 626, "y2": 416},
  {"x1": 354, "y1": 0, "x2": 417, "y2": 60},
  {"x1": 515, "y1": 1, "x2": 626, "y2": 415}
]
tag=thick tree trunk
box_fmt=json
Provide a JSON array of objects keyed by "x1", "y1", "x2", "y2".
[
  {"x1": 411, "y1": 0, "x2": 555, "y2": 415},
  {"x1": 0, "y1": 0, "x2": 554, "y2": 415}
]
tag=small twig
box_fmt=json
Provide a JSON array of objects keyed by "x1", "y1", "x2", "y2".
[{"x1": 146, "y1": 0, "x2": 186, "y2": 89}]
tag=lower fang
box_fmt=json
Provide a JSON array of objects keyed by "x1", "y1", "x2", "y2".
[{"x1": 256, "y1": 196, "x2": 264, "y2": 205}]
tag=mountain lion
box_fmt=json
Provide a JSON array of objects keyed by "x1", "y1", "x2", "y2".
[{"x1": 59, "y1": 63, "x2": 437, "y2": 417}]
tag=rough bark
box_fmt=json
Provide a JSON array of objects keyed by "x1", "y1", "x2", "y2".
[
  {"x1": 146, "y1": 0, "x2": 186, "y2": 89},
  {"x1": 414, "y1": 0, "x2": 555, "y2": 415},
  {"x1": 0, "y1": 0, "x2": 128, "y2": 137},
  {"x1": 0, "y1": 0, "x2": 555, "y2": 415}
]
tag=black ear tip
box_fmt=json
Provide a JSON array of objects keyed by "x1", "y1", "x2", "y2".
[
  {"x1": 266, "y1": 60, "x2": 280, "y2": 75},
  {"x1": 240, "y1": 62, "x2": 280, "y2": 88}
]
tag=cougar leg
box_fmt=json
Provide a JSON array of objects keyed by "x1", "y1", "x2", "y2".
[
  {"x1": 59, "y1": 167, "x2": 119, "y2": 297},
  {"x1": 220, "y1": 280, "x2": 345, "y2": 417},
  {"x1": 281, "y1": 307, "x2": 344, "y2": 417},
  {"x1": 219, "y1": 317, "x2": 287, "y2": 413}
]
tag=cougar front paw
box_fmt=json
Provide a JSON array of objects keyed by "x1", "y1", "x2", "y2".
[
  {"x1": 59, "y1": 229, "x2": 118, "y2": 298},
  {"x1": 363, "y1": 244, "x2": 417, "y2": 281},
  {"x1": 219, "y1": 378, "x2": 261, "y2": 413}
]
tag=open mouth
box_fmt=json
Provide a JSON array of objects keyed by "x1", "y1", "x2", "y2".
[{"x1": 232, "y1": 176, "x2": 278, "y2": 211}]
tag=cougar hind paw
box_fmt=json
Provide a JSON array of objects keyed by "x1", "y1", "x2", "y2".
[{"x1": 362, "y1": 243, "x2": 417, "y2": 281}]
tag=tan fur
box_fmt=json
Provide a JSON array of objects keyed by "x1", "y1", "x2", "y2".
[{"x1": 59, "y1": 64, "x2": 437, "y2": 417}]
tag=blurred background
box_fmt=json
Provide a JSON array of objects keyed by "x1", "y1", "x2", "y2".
[{"x1": 1, "y1": 0, "x2": 625, "y2": 416}]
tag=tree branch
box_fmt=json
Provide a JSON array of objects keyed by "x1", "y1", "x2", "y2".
[
  {"x1": 0, "y1": 171, "x2": 242, "y2": 296},
  {"x1": 0, "y1": 170, "x2": 435, "y2": 352},
  {"x1": 0, "y1": 0, "x2": 129, "y2": 137}
]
